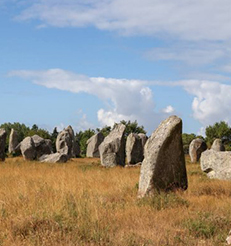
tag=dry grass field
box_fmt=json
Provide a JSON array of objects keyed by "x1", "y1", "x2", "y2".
[{"x1": 0, "y1": 156, "x2": 231, "y2": 246}]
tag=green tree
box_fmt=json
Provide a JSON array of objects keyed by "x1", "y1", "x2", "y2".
[
  {"x1": 205, "y1": 121, "x2": 231, "y2": 147},
  {"x1": 96, "y1": 126, "x2": 111, "y2": 137}
]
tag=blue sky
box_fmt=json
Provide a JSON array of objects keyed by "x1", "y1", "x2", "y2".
[{"x1": 1, "y1": 0, "x2": 231, "y2": 135}]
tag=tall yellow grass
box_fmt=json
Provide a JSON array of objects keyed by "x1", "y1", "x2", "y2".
[{"x1": 0, "y1": 156, "x2": 231, "y2": 245}]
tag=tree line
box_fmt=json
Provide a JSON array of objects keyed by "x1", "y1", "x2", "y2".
[{"x1": 1, "y1": 120, "x2": 231, "y2": 156}]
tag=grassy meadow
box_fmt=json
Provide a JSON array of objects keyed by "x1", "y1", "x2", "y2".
[{"x1": 0, "y1": 156, "x2": 230, "y2": 246}]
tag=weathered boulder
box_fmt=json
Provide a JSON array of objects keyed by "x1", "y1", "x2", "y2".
[
  {"x1": 138, "y1": 116, "x2": 188, "y2": 197},
  {"x1": 189, "y1": 138, "x2": 207, "y2": 163},
  {"x1": 56, "y1": 129, "x2": 72, "y2": 159},
  {"x1": 0, "y1": 129, "x2": 7, "y2": 161},
  {"x1": 65, "y1": 125, "x2": 80, "y2": 157},
  {"x1": 211, "y1": 139, "x2": 225, "y2": 151},
  {"x1": 39, "y1": 153, "x2": 68, "y2": 163},
  {"x1": 200, "y1": 149, "x2": 231, "y2": 180},
  {"x1": 99, "y1": 124, "x2": 126, "y2": 167},
  {"x1": 20, "y1": 137, "x2": 36, "y2": 161},
  {"x1": 86, "y1": 132, "x2": 104, "y2": 157},
  {"x1": 126, "y1": 133, "x2": 143, "y2": 165},
  {"x1": 8, "y1": 129, "x2": 19, "y2": 154},
  {"x1": 138, "y1": 133, "x2": 148, "y2": 149},
  {"x1": 31, "y1": 135, "x2": 53, "y2": 158}
]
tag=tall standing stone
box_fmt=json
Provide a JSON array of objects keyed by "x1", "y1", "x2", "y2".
[
  {"x1": 189, "y1": 138, "x2": 207, "y2": 163},
  {"x1": 99, "y1": 123, "x2": 126, "y2": 167},
  {"x1": 8, "y1": 129, "x2": 19, "y2": 155},
  {"x1": 56, "y1": 129, "x2": 72, "y2": 159},
  {"x1": 138, "y1": 116, "x2": 187, "y2": 197},
  {"x1": 66, "y1": 125, "x2": 80, "y2": 157},
  {"x1": 0, "y1": 129, "x2": 7, "y2": 161},
  {"x1": 138, "y1": 133, "x2": 148, "y2": 149},
  {"x1": 211, "y1": 139, "x2": 225, "y2": 151},
  {"x1": 126, "y1": 133, "x2": 143, "y2": 165},
  {"x1": 20, "y1": 137, "x2": 36, "y2": 161},
  {"x1": 86, "y1": 132, "x2": 104, "y2": 157}
]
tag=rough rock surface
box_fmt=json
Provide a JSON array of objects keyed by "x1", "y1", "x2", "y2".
[
  {"x1": 138, "y1": 115, "x2": 188, "y2": 197},
  {"x1": 20, "y1": 137, "x2": 36, "y2": 161},
  {"x1": 189, "y1": 138, "x2": 207, "y2": 163},
  {"x1": 86, "y1": 132, "x2": 104, "y2": 157},
  {"x1": 31, "y1": 135, "x2": 53, "y2": 158},
  {"x1": 200, "y1": 149, "x2": 231, "y2": 180},
  {"x1": 39, "y1": 153, "x2": 68, "y2": 163},
  {"x1": 56, "y1": 129, "x2": 72, "y2": 159},
  {"x1": 8, "y1": 129, "x2": 19, "y2": 154},
  {"x1": 211, "y1": 139, "x2": 225, "y2": 151},
  {"x1": 126, "y1": 133, "x2": 144, "y2": 165},
  {"x1": 65, "y1": 125, "x2": 80, "y2": 157},
  {"x1": 99, "y1": 124, "x2": 126, "y2": 167},
  {"x1": 138, "y1": 133, "x2": 148, "y2": 149},
  {"x1": 0, "y1": 129, "x2": 7, "y2": 161}
]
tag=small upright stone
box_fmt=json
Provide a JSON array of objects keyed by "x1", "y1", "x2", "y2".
[
  {"x1": 99, "y1": 123, "x2": 126, "y2": 167},
  {"x1": 65, "y1": 125, "x2": 80, "y2": 157},
  {"x1": 126, "y1": 133, "x2": 143, "y2": 165},
  {"x1": 20, "y1": 137, "x2": 36, "y2": 161},
  {"x1": 86, "y1": 132, "x2": 104, "y2": 157},
  {"x1": 8, "y1": 129, "x2": 19, "y2": 155},
  {"x1": 211, "y1": 139, "x2": 225, "y2": 151},
  {"x1": 138, "y1": 116, "x2": 188, "y2": 198},
  {"x1": 0, "y1": 129, "x2": 7, "y2": 161},
  {"x1": 189, "y1": 138, "x2": 207, "y2": 163},
  {"x1": 138, "y1": 133, "x2": 148, "y2": 149}
]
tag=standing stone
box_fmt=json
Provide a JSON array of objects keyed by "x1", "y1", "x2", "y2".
[
  {"x1": 126, "y1": 133, "x2": 143, "y2": 165},
  {"x1": 86, "y1": 132, "x2": 104, "y2": 157},
  {"x1": 99, "y1": 124, "x2": 126, "y2": 167},
  {"x1": 201, "y1": 149, "x2": 231, "y2": 180},
  {"x1": 20, "y1": 137, "x2": 36, "y2": 161},
  {"x1": 56, "y1": 129, "x2": 72, "y2": 159},
  {"x1": 211, "y1": 139, "x2": 225, "y2": 151},
  {"x1": 31, "y1": 135, "x2": 53, "y2": 159},
  {"x1": 65, "y1": 125, "x2": 80, "y2": 157},
  {"x1": 138, "y1": 133, "x2": 148, "y2": 149},
  {"x1": 0, "y1": 129, "x2": 7, "y2": 161},
  {"x1": 189, "y1": 138, "x2": 207, "y2": 163},
  {"x1": 8, "y1": 129, "x2": 19, "y2": 154},
  {"x1": 138, "y1": 116, "x2": 188, "y2": 198}
]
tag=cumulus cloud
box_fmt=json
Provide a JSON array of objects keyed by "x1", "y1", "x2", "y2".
[
  {"x1": 177, "y1": 80, "x2": 231, "y2": 126},
  {"x1": 8, "y1": 69, "x2": 172, "y2": 133},
  {"x1": 162, "y1": 105, "x2": 175, "y2": 114}
]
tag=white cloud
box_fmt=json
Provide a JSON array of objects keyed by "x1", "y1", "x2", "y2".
[
  {"x1": 163, "y1": 105, "x2": 175, "y2": 114},
  {"x1": 8, "y1": 69, "x2": 172, "y2": 133},
  {"x1": 13, "y1": 0, "x2": 231, "y2": 41},
  {"x1": 177, "y1": 80, "x2": 231, "y2": 126}
]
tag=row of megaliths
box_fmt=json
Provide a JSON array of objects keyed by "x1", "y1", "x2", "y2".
[
  {"x1": 0, "y1": 126, "x2": 80, "y2": 163},
  {"x1": 97, "y1": 116, "x2": 188, "y2": 197}
]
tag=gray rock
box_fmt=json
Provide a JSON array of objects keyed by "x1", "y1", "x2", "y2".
[
  {"x1": 211, "y1": 139, "x2": 225, "y2": 151},
  {"x1": 65, "y1": 125, "x2": 80, "y2": 157},
  {"x1": 126, "y1": 133, "x2": 144, "y2": 165},
  {"x1": 56, "y1": 129, "x2": 72, "y2": 159},
  {"x1": 138, "y1": 116, "x2": 188, "y2": 197},
  {"x1": 39, "y1": 153, "x2": 68, "y2": 163},
  {"x1": 86, "y1": 132, "x2": 104, "y2": 157},
  {"x1": 0, "y1": 129, "x2": 7, "y2": 161},
  {"x1": 189, "y1": 138, "x2": 207, "y2": 163},
  {"x1": 31, "y1": 135, "x2": 53, "y2": 158},
  {"x1": 138, "y1": 133, "x2": 148, "y2": 149},
  {"x1": 20, "y1": 137, "x2": 36, "y2": 161},
  {"x1": 99, "y1": 123, "x2": 126, "y2": 167},
  {"x1": 200, "y1": 149, "x2": 231, "y2": 180},
  {"x1": 8, "y1": 129, "x2": 19, "y2": 154}
]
